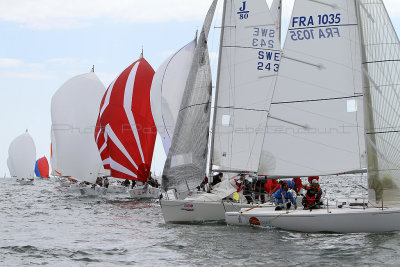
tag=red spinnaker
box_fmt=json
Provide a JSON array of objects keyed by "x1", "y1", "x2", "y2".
[{"x1": 95, "y1": 58, "x2": 156, "y2": 182}]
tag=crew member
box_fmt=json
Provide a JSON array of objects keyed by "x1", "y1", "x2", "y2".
[{"x1": 271, "y1": 182, "x2": 297, "y2": 210}]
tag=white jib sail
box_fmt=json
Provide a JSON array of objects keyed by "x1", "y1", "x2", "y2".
[
  {"x1": 8, "y1": 131, "x2": 36, "y2": 179},
  {"x1": 212, "y1": 0, "x2": 281, "y2": 173},
  {"x1": 51, "y1": 72, "x2": 106, "y2": 183},
  {"x1": 258, "y1": 0, "x2": 365, "y2": 176},
  {"x1": 150, "y1": 40, "x2": 196, "y2": 154}
]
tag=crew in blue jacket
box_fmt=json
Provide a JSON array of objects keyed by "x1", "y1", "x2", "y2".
[{"x1": 271, "y1": 182, "x2": 297, "y2": 210}]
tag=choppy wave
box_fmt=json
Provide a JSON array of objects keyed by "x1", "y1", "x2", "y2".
[{"x1": 0, "y1": 176, "x2": 399, "y2": 266}]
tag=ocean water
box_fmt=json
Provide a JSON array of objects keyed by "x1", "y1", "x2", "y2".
[{"x1": 1, "y1": 177, "x2": 399, "y2": 266}]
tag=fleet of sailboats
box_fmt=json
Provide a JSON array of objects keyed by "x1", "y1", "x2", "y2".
[{"x1": 4, "y1": 0, "x2": 400, "y2": 233}]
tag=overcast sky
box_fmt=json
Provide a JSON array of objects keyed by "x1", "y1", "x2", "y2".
[{"x1": 1, "y1": 0, "x2": 400, "y2": 177}]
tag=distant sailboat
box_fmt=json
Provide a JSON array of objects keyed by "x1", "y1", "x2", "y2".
[
  {"x1": 8, "y1": 130, "x2": 36, "y2": 185},
  {"x1": 35, "y1": 156, "x2": 50, "y2": 178},
  {"x1": 51, "y1": 71, "x2": 107, "y2": 195},
  {"x1": 95, "y1": 55, "x2": 159, "y2": 199}
]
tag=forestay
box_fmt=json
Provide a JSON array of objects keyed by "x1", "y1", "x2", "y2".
[
  {"x1": 51, "y1": 73, "x2": 106, "y2": 184},
  {"x1": 258, "y1": 0, "x2": 365, "y2": 176},
  {"x1": 359, "y1": 0, "x2": 400, "y2": 205},
  {"x1": 211, "y1": 0, "x2": 280, "y2": 173},
  {"x1": 162, "y1": 0, "x2": 217, "y2": 194},
  {"x1": 8, "y1": 131, "x2": 36, "y2": 179},
  {"x1": 150, "y1": 40, "x2": 196, "y2": 154}
]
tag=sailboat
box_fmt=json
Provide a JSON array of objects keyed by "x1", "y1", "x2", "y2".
[
  {"x1": 51, "y1": 70, "x2": 107, "y2": 196},
  {"x1": 8, "y1": 130, "x2": 36, "y2": 185},
  {"x1": 35, "y1": 156, "x2": 50, "y2": 178},
  {"x1": 225, "y1": 0, "x2": 400, "y2": 233},
  {"x1": 160, "y1": 0, "x2": 281, "y2": 223},
  {"x1": 95, "y1": 54, "x2": 158, "y2": 199}
]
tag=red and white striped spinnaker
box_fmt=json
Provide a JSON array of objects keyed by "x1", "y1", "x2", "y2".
[{"x1": 95, "y1": 57, "x2": 156, "y2": 182}]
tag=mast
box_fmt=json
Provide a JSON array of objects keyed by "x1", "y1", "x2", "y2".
[
  {"x1": 208, "y1": 0, "x2": 227, "y2": 177},
  {"x1": 277, "y1": 0, "x2": 282, "y2": 43}
]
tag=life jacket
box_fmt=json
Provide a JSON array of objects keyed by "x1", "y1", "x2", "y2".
[{"x1": 305, "y1": 193, "x2": 316, "y2": 205}]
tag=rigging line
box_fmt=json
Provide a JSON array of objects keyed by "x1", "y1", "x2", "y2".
[
  {"x1": 271, "y1": 95, "x2": 363, "y2": 105},
  {"x1": 288, "y1": 23, "x2": 358, "y2": 31},
  {"x1": 179, "y1": 102, "x2": 211, "y2": 112},
  {"x1": 222, "y1": 45, "x2": 281, "y2": 53},
  {"x1": 363, "y1": 59, "x2": 400, "y2": 64},
  {"x1": 216, "y1": 106, "x2": 269, "y2": 112}
]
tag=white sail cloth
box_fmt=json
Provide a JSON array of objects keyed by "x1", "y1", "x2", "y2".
[
  {"x1": 51, "y1": 72, "x2": 106, "y2": 183},
  {"x1": 258, "y1": 0, "x2": 365, "y2": 176},
  {"x1": 150, "y1": 40, "x2": 196, "y2": 154},
  {"x1": 212, "y1": 0, "x2": 281, "y2": 173},
  {"x1": 8, "y1": 131, "x2": 36, "y2": 178}
]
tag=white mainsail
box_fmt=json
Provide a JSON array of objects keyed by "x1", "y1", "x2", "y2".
[
  {"x1": 150, "y1": 40, "x2": 196, "y2": 154},
  {"x1": 258, "y1": 0, "x2": 365, "y2": 176},
  {"x1": 359, "y1": 0, "x2": 400, "y2": 205},
  {"x1": 211, "y1": 0, "x2": 281, "y2": 173},
  {"x1": 51, "y1": 72, "x2": 106, "y2": 184},
  {"x1": 8, "y1": 131, "x2": 36, "y2": 179}
]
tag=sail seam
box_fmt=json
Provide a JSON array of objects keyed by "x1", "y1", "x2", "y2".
[
  {"x1": 288, "y1": 23, "x2": 358, "y2": 31},
  {"x1": 363, "y1": 59, "x2": 400, "y2": 64},
  {"x1": 216, "y1": 106, "x2": 269, "y2": 112},
  {"x1": 271, "y1": 95, "x2": 363, "y2": 105},
  {"x1": 366, "y1": 130, "x2": 400, "y2": 135},
  {"x1": 222, "y1": 45, "x2": 281, "y2": 52}
]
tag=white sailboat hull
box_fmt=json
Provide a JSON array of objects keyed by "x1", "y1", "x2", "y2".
[
  {"x1": 128, "y1": 186, "x2": 160, "y2": 199},
  {"x1": 79, "y1": 186, "x2": 107, "y2": 196},
  {"x1": 225, "y1": 207, "x2": 400, "y2": 233},
  {"x1": 161, "y1": 199, "x2": 259, "y2": 223},
  {"x1": 107, "y1": 185, "x2": 127, "y2": 194}
]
